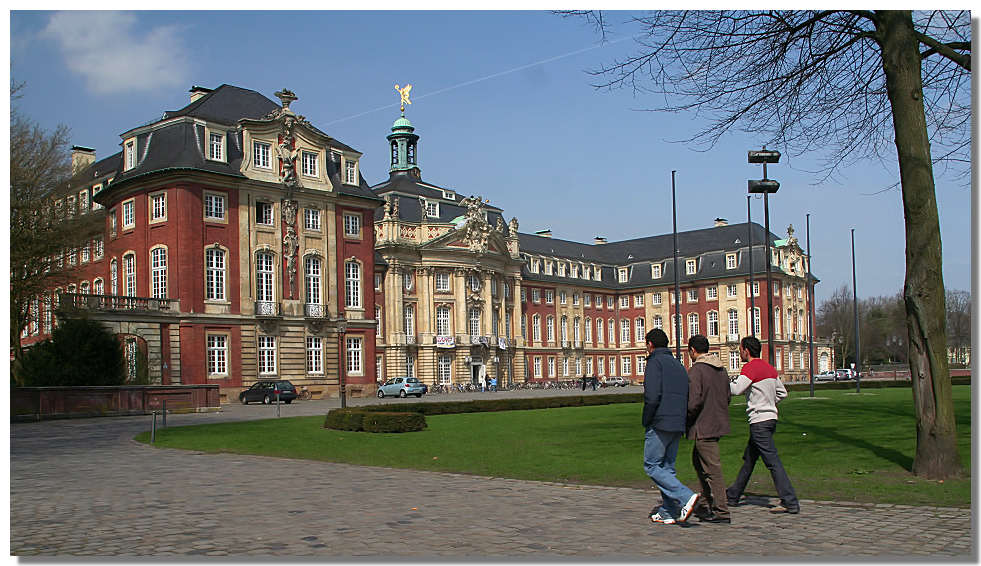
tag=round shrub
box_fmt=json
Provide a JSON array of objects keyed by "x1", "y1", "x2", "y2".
[{"x1": 18, "y1": 317, "x2": 125, "y2": 386}]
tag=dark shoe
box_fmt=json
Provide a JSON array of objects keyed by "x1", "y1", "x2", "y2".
[
  {"x1": 726, "y1": 498, "x2": 740, "y2": 507},
  {"x1": 698, "y1": 515, "x2": 732, "y2": 524},
  {"x1": 769, "y1": 505, "x2": 800, "y2": 514}
]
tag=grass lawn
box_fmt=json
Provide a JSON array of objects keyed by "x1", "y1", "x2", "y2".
[{"x1": 136, "y1": 385, "x2": 971, "y2": 507}]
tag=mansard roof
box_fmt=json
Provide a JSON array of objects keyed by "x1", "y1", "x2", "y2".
[
  {"x1": 161, "y1": 84, "x2": 279, "y2": 125},
  {"x1": 371, "y1": 172, "x2": 506, "y2": 226}
]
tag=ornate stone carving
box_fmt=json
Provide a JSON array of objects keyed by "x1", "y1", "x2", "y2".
[
  {"x1": 391, "y1": 195, "x2": 400, "y2": 217},
  {"x1": 496, "y1": 216, "x2": 505, "y2": 232},
  {"x1": 282, "y1": 199, "x2": 299, "y2": 298},
  {"x1": 459, "y1": 195, "x2": 492, "y2": 254},
  {"x1": 383, "y1": 195, "x2": 393, "y2": 219},
  {"x1": 418, "y1": 196, "x2": 427, "y2": 218},
  {"x1": 508, "y1": 217, "x2": 519, "y2": 235}
]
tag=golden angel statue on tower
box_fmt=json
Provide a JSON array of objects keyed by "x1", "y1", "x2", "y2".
[{"x1": 395, "y1": 83, "x2": 412, "y2": 113}]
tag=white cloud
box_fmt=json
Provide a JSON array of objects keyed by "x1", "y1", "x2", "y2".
[{"x1": 41, "y1": 11, "x2": 190, "y2": 95}]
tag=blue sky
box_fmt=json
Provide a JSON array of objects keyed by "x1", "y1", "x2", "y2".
[{"x1": 9, "y1": 10, "x2": 973, "y2": 304}]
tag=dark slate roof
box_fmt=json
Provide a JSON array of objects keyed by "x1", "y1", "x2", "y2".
[
  {"x1": 162, "y1": 84, "x2": 279, "y2": 125},
  {"x1": 518, "y1": 222, "x2": 814, "y2": 290},
  {"x1": 371, "y1": 172, "x2": 506, "y2": 227}
]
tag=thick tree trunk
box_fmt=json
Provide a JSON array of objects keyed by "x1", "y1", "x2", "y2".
[{"x1": 876, "y1": 10, "x2": 961, "y2": 479}]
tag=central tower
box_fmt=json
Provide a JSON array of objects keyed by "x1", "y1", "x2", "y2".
[{"x1": 387, "y1": 109, "x2": 421, "y2": 179}]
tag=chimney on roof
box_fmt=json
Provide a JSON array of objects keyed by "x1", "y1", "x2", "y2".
[
  {"x1": 189, "y1": 85, "x2": 212, "y2": 103},
  {"x1": 594, "y1": 236, "x2": 608, "y2": 245},
  {"x1": 714, "y1": 218, "x2": 729, "y2": 227},
  {"x1": 71, "y1": 146, "x2": 96, "y2": 176},
  {"x1": 535, "y1": 229, "x2": 552, "y2": 238}
]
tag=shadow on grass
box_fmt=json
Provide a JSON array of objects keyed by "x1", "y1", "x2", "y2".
[{"x1": 781, "y1": 416, "x2": 914, "y2": 471}]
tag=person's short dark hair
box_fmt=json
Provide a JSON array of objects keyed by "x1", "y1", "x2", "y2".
[
  {"x1": 646, "y1": 328, "x2": 669, "y2": 348},
  {"x1": 741, "y1": 336, "x2": 762, "y2": 358},
  {"x1": 688, "y1": 335, "x2": 709, "y2": 354}
]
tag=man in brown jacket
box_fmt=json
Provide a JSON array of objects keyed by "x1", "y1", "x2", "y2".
[{"x1": 686, "y1": 335, "x2": 732, "y2": 523}]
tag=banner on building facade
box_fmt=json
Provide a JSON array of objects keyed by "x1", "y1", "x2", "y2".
[
  {"x1": 498, "y1": 337, "x2": 508, "y2": 350},
  {"x1": 436, "y1": 335, "x2": 455, "y2": 348}
]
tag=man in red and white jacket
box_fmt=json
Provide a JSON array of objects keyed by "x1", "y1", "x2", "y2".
[{"x1": 725, "y1": 336, "x2": 800, "y2": 514}]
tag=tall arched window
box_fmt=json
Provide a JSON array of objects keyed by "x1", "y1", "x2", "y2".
[
  {"x1": 546, "y1": 316, "x2": 555, "y2": 342},
  {"x1": 774, "y1": 307, "x2": 782, "y2": 335},
  {"x1": 573, "y1": 317, "x2": 581, "y2": 342},
  {"x1": 653, "y1": 314, "x2": 662, "y2": 329},
  {"x1": 608, "y1": 318, "x2": 616, "y2": 346},
  {"x1": 620, "y1": 318, "x2": 630, "y2": 343},
  {"x1": 150, "y1": 247, "x2": 167, "y2": 298},
  {"x1": 596, "y1": 318, "x2": 604, "y2": 344},
  {"x1": 256, "y1": 252, "x2": 274, "y2": 303},
  {"x1": 404, "y1": 304, "x2": 415, "y2": 335},
  {"x1": 436, "y1": 306, "x2": 450, "y2": 336},
  {"x1": 635, "y1": 317, "x2": 645, "y2": 342},
  {"x1": 206, "y1": 248, "x2": 226, "y2": 300},
  {"x1": 688, "y1": 312, "x2": 699, "y2": 338},
  {"x1": 560, "y1": 316, "x2": 568, "y2": 341},
  {"x1": 123, "y1": 253, "x2": 136, "y2": 297},
  {"x1": 728, "y1": 309, "x2": 739, "y2": 338},
  {"x1": 110, "y1": 259, "x2": 118, "y2": 295},
  {"x1": 707, "y1": 311, "x2": 719, "y2": 337},
  {"x1": 584, "y1": 317, "x2": 592, "y2": 342},
  {"x1": 532, "y1": 314, "x2": 541, "y2": 341},
  {"x1": 345, "y1": 261, "x2": 361, "y2": 308},
  {"x1": 305, "y1": 256, "x2": 322, "y2": 305}
]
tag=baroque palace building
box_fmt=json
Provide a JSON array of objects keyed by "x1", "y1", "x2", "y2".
[{"x1": 25, "y1": 83, "x2": 831, "y2": 399}]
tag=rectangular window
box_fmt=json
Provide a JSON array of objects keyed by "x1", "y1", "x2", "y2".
[
  {"x1": 256, "y1": 202, "x2": 273, "y2": 226},
  {"x1": 438, "y1": 355, "x2": 452, "y2": 384},
  {"x1": 81, "y1": 245, "x2": 90, "y2": 263},
  {"x1": 708, "y1": 311, "x2": 719, "y2": 337},
  {"x1": 622, "y1": 356, "x2": 632, "y2": 376},
  {"x1": 151, "y1": 248, "x2": 167, "y2": 298},
  {"x1": 575, "y1": 357, "x2": 582, "y2": 376},
  {"x1": 686, "y1": 259, "x2": 697, "y2": 275},
  {"x1": 562, "y1": 357, "x2": 569, "y2": 377},
  {"x1": 544, "y1": 261, "x2": 553, "y2": 275},
  {"x1": 343, "y1": 160, "x2": 357, "y2": 184},
  {"x1": 151, "y1": 193, "x2": 166, "y2": 221},
  {"x1": 687, "y1": 289, "x2": 698, "y2": 303},
  {"x1": 573, "y1": 293, "x2": 580, "y2": 306},
  {"x1": 618, "y1": 268, "x2": 628, "y2": 283},
  {"x1": 620, "y1": 319, "x2": 630, "y2": 343},
  {"x1": 254, "y1": 141, "x2": 271, "y2": 169},
  {"x1": 634, "y1": 294, "x2": 644, "y2": 307},
  {"x1": 726, "y1": 253, "x2": 737, "y2": 269},
  {"x1": 652, "y1": 292, "x2": 662, "y2": 305},
  {"x1": 545, "y1": 290, "x2": 554, "y2": 304},
  {"x1": 637, "y1": 355, "x2": 646, "y2": 374},
  {"x1": 635, "y1": 318, "x2": 645, "y2": 342},
  {"x1": 206, "y1": 248, "x2": 226, "y2": 300},
  {"x1": 301, "y1": 151, "x2": 318, "y2": 177},
  {"x1": 597, "y1": 357, "x2": 605, "y2": 377},
  {"x1": 532, "y1": 289, "x2": 541, "y2": 303},
  {"x1": 346, "y1": 337, "x2": 363, "y2": 375},
  {"x1": 619, "y1": 296, "x2": 629, "y2": 309},
  {"x1": 426, "y1": 201, "x2": 439, "y2": 218},
  {"x1": 548, "y1": 357, "x2": 556, "y2": 378},
  {"x1": 94, "y1": 238, "x2": 104, "y2": 259},
  {"x1": 608, "y1": 356, "x2": 617, "y2": 376},
  {"x1": 586, "y1": 357, "x2": 593, "y2": 375},
  {"x1": 122, "y1": 200, "x2": 135, "y2": 229},
  {"x1": 707, "y1": 286, "x2": 718, "y2": 300},
  {"x1": 727, "y1": 284, "x2": 738, "y2": 298},
  {"x1": 91, "y1": 184, "x2": 103, "y2": 210},
  {"x1": 607, "y1": 296, "x2": 615, "y2": 309},
  {"x1": 306, "y1": 337, "x2": 323, "y2": 374},
  {"x1": 533, "y1": 356, "x2": 542, "y2": 378},
  {"x1": 305, "y1": 256, "x2": 322, "y2": 305},
  {"x1": 435, "y1": 272, "x2": 450, "y2": 292},
  {"x1": 729, "y1": 351, "x2": 741, "y2": 371},
  {"x1": 207, "y1": 334, "x2": 228, "y2": 376},
  {"x1": 258, "y1": 335, "x2": 276, "y2": 375},
  {"x1": 124, "y1": 140, "x2": 136, "y2": 170},
  {"x1": 78, "y1": 190, "x2": 89, "y2": 213},
  {"x1": 559, "y1": 291, "x2": 567, "y2": 305},
  {"x1": 345, "y1": 261, "x2": 361, "y2": 308},
  {"x1": 123, "y1": 254, "x2": 136, "y2": 296},
  {"x1": 204, "y1": 193, "x2": 226, "y2": 220},
  {"x1": 344, "y1": 213, "x2": 361, "y2": 237},
  {"x1": 651, "y1": 263, "x2": 662, "y2": 279},
  {"x1": 209, "y1": 132, "x2": 224, "y2": 161},
  {"x1": 304, "y1": 208, "x2": 321, "y2": 231}
]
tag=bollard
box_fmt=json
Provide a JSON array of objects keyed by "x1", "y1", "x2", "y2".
[
  {"x1": 276, "y1": 391, "x2": 281, "y2": 418},
  {"x1": 151, "y1": 411, "x2": 157, "y2": 444},
  {"x1": 162, "y1": 400, "x2": 167, "y2": 427}
]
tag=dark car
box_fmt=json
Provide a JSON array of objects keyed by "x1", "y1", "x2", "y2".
[{"x1": 240, "y1": 380, "x2": 298, "y2": 404}]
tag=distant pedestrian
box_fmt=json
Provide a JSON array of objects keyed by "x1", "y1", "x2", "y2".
[
  {"x1": 726, "y1": 336, "x2": 800, "y2": 514},
  {"x1": 591, "y1": 376, "x2": 598, "y2": 391},
  {"x1": 489, "y1": 377, "x2": 497, "y2": 392},
  {"x1": 643, "y1": 328, "x2": 700, "y2": 525},
  {"x1": 582, "y1": 377, "x2": 588, "y2": 391},
  {"x1": 686, "y1": 335, "x2": 732, "y2": 524}
]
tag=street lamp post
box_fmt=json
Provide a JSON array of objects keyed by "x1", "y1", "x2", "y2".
[
  {"x1": 851, "y1": 229, "x2": 860, "y2": 394},
  {"x1": 747, "y1": 195, "x2": 754, "y2": 338},
  {"x1": 748, "y1": 148, "x2": 781, "y2": 366},
  {"x1": 338, "y1": 320, "x2": 348, "y2": 408},
  {"x1": 807, "y1": 213, "x2": 814, "y2": 397},
  {"x1": 671, "y1": 170, "x2": 682, "y2": 361}
]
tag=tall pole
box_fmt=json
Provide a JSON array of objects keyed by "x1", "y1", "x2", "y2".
[
  {"x1": 672, "y1": 170, "x2": 682, "y2": 361},
  {"x1": 339, "y1": 325, "x2": 347, "y2": 408},
  {"x1": 747, "y1": 196, "x2": 755, "y2": 338},
  {"x1": 807, "y1": 213, "x2": 814, "y2": 397},
  {"x1": 763, "y1": 191, "x2": 775, "y2": 366},
  {"x1": 851, "y1": 228, "x2": 860, "y2": 394}
]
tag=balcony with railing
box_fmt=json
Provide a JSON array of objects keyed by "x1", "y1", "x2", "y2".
[
  {"x1": 59, "y1": 293, "x2": 176, "y2": 313},
  {"x1": 255, "y1": 301, "x2": 280, "y2": 317},
  {"x1": 304, "y1": 303, "x2": 328, "y2": 319}
]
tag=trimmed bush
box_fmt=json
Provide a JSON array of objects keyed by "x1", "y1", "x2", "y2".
[
  {"x1": 362, "y1": 412, "x2": 426, "y2": 433},
  {"x1": 18, "y1": 317, "x2": 125, "y2": 386},
  {"x1": 323, "y1": 409, "x2": 366, "y2": 431}
]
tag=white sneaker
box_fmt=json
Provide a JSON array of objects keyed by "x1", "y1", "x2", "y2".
[
  {"x1": 650, "y1": 511, "x2": 676, "y2": 525},
  {"x1": 679, "y1": 493, "x2": 700, "y2": 522}
]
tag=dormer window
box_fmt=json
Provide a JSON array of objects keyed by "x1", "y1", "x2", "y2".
[
  {"x1": 425, "y1": 201, "x2": 439, "y2": 218},
  {"x1": 208, "y1": 132, "x2": 225, "y2": 161},
  {"x1": 124, "y1": 139, "x2": 137, "y2": 170},
  {"x1": 686, "y1": 259, "x2": 697, "y2": 275},
  {"x1": 345, "y1": 160, "x2": 357, "y2": 184},
  {"x1": 301, "y1": 151, "x2": 318, "y2": 177},
  {"x1": 558, "y1": 263, "x2": 566, "y2": 277},
  {"x1": 544, "y1": 261, "x2": 553, "y2": 276},
  {"x1": 618, "y1": 267, "x2": 629, "y2": 283},
  {"x1": 253, "y1": 141, "x2": 271, "y2": 169},
  {"x1": 726, "y1": 253, "x2": 737, "y2": 270},
  {"x1": 531, "y1": 259, "x2": 540, "y2": 274},
  {"x1": 651, "y1": 263, "x2": 662, "y2": 279},
  {"x1": 442, "y1": 190, "x2": 455, "y2": 200}
]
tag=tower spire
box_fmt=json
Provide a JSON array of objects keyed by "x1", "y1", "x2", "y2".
[{"x1": 388, "y1": 83, "x2": 421, "y2": 179}]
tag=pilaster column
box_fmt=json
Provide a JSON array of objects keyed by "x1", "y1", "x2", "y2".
[
  {"x1": 481, "y1": 270, "x2": 493, "y2": 337},
  {"x1": 454, "y1": 268, "x2": 467, "y2": 339}
]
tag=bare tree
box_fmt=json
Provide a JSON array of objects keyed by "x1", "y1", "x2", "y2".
[
  {"x1": 10, "y1": 83, "x2": 102, "y2": 376},
  {"x1": 945, "y1": 289, "x2": 970, "y2": 366},
  {"x1": 569, "y1": 10, "x2": 968, "y2": 479}
]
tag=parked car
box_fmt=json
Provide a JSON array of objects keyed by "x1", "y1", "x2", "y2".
[
  {"x1": 835, "y1": 369, "x2": 856, "y2": 381},
  {"x1": 377, "y1": 377, "x2": 426, "y2": 398},
  {"x1": 239, "y1": 380, "x2": 298, "y2": 404},
  {"x1": 814, "y1": 371, "x2": 837, "y2": 382},
  {"x1": 603, "y1": 376, "x2": 630, "y2": 387}
]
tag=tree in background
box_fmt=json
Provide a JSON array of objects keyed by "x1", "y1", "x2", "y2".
[
  {"x1": 945, "y1": 289, "x2": 970, "y2": 367},
  {"x1": 18, "y1": 317, "x2": 125, "y2": 387},
  {"x1": 10, "y1": 82, "x2": 102, "y2": 376},
  {"x1": 569, "y1": 9, "x2": 968, "y2": 479}
]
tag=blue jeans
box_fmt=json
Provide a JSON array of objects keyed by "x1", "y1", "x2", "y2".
[{"x1": 644, "y1": 428, "x2": 695, "y2": 519}]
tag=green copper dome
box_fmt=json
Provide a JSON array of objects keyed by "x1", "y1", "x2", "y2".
[{"x1": 392, "y1": 115, "x2": 414, "y2": 131}]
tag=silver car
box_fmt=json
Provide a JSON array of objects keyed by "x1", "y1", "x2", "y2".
[{"x1": 377, "y1": 377, "x2": 426, "y2": 398}]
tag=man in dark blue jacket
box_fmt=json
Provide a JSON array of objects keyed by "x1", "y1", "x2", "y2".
[{"x1": 643, "y1": 328, "x2": 699, "y2": 525}]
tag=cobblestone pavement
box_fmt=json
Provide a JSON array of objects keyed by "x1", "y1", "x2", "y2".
[{"x1": 10, "y1": 389, "x2": 973, "y2": 559}]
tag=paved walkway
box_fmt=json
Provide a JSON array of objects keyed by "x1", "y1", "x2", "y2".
[{"x1": 10, "y1": 390, "x2": 973, "y2": 559}]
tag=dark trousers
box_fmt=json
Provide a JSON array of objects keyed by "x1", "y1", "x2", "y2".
[
  {"x1": 692, "y1": 438, "x2": 729, "y2": 519},
  {"x1": 726, "y1": 419, "x2": 799, "y2": 508}
]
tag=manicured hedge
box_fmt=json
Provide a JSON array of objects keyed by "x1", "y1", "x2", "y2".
[{"x1": 323, "y1": 394, "x2": 643, "y2": 432}]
